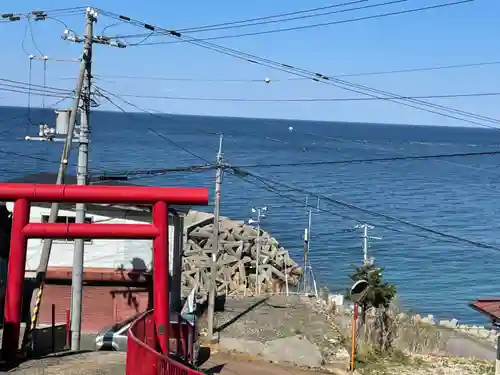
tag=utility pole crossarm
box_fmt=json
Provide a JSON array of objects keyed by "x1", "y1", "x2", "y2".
[{"x1": 354, "y1": 223, "x2": 381, "y2": 266}]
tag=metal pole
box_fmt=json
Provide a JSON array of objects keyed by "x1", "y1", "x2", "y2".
[
  {"x1": 350, "y1": 302, "x2": 359, "y2": 371},
  {"x1": 496, "y1": 335, "x2": 500, "y2": 375},
  {"x1": 24, "y1": 8, "x2": 94, "y2": 354},
  {"x1": 256, "y1": 216, "x2": 261, "y2": 296},
  {"x1": 284, "y1": 256, "x2": 289, "y2": 297},
  {"x1": 303, "y1": 208, "x2": 312, "y2": 293},
  {"x1": 363, "y1": 224, "x2": 369, "y2": 265},
  {"x1": 70, "y1": 9, "x2": 94, "y2": 351},
  {"x1": 207, "y1": 134, "x2": 223, "y2": 343}
]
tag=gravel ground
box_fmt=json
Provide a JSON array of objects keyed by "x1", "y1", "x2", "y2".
[
  {"x1": 198, "y1": 295, "x2": 348, "y2": 363},
  {"x1": 357, "y1": 355, "x2": 494, "y2": 375},
  {"x1": 9, "y1": 352, "x2": 126, "y2": 375}
]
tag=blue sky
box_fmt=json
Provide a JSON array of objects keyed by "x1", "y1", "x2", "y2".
[{"x1": 0, "y1": 0, "x2": 498, "y2": 126}]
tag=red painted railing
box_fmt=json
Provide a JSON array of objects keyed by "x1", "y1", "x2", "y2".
[{"x1": 126, "y1": 311, "x2": 203, "y2": 375}]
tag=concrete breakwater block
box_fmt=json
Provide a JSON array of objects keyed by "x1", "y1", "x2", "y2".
[{"x1": 182, "y1": 211, "x2": 303, "y2": 301}]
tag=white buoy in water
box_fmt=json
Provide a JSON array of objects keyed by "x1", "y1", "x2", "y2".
[{"x1": 288, "y1": 126, "x2": 294, "y2": 131}]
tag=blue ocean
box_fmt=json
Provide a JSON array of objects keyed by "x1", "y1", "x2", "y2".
[{"x1": 2, "y1": 105, "x2": 499, "y2": 324}]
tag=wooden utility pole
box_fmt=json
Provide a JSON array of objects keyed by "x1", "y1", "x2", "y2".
[{"x1": 207, "y1": 134, "x2": 223, "y2": 343}]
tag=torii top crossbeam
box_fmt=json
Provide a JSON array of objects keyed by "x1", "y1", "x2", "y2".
[{"x1": 0, "y1": 183, "x2": 208, "y2": 205}]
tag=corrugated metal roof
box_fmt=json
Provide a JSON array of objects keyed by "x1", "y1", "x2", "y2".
[
  {"x1": 7, "y1": 172, "x2": 133, "y2": 186},
  {"x1": 470, "y1": 298, "x2": 500, "y2": 321}
]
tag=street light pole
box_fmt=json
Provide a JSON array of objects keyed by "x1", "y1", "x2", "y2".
[{"x1": 249, "y1": 206, "x2": 267, "y2": 296}]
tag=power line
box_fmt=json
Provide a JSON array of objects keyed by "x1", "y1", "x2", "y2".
[
  {"x1": 228, "y1": 150, "x2": 500, "y2": 168},
  {"x1": 108, "y1": 1, "x2": 474, "y2": 45},
  {"x1": 0, "y1": 78, "x2": 73, "y2": 93},
  {"x1": 100, "y1": 7, "x2": 500, "y2": 130},
  {"x1": 109, "y1": 0, "x2": 400, "y2": 40},
  {"x1": 0, "y1": 86, "x2": 71, "y2": 99},
  {"x1": 177, "y1": 0, "x2": 370, "y2": 33},
  {"x1": 93, "y1": 60, "x2": 500, "y2": 82},
  {"x1": 0, "y1": 149, "x2": 61, "y2": 164},
  {"x1": 231, "y1": 167, "x2": 500, "y2": 251},
  {"x1": 91, "y1": 164, "x2": 217, "y2": 182},
  {"x1": 94, "y1": 86, "x2": 211, "y2": 164},
  {"x1": 86, "y1": 149, "x2": 500, "y2": 184},
  {"x1": 227, "y1": 169, "x2": 466, "y2": 246},
  {"x1": 301, "y1": 131, "x2": 496, "y2": 177},
  {"x1": 98, "y1": 91, "x2": 500, "y2": 102}
]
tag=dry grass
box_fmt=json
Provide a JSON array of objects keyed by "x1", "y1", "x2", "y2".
[
  {"x1": 357, "y1": 311, "x2": 450, "y2": 355},
  {"x1": 330, "y1": 297, "x2": 450, "y2": 358},
  {"x1": 356, "y1": 355, "x2": 494, "y2": 375}
]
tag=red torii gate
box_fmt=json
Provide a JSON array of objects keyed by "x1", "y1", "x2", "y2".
[{"x1": 0, "y1": 183, "x2": 208, "y2": 359}]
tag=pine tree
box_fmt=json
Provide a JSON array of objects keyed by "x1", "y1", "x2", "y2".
[{"x1": 348, "y1": 262, "x2": 397, "y2": 351}]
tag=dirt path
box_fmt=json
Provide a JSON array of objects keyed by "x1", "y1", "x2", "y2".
[
  {"x1": 446, "y1": 334, "x2": 496, "y2": 360},
  {"x1": 9, "y1": 352, "x2": 126, "y2": 375},
  {"x1": 201, "y1": 352, "x2": 338, "y2": 375}
]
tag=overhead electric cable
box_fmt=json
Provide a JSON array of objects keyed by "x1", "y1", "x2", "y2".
[
  {"x1": 91, "y1": 164, "x2": 217, "y2": 182},
  {"x1": 301, "y1": 131, "x2": 496, "y2": 177},
  {"x1": 107, "y1": 1, "x2": 474, "y2": 45},
  {"x1": 177, "y1": 0, "x2": 370, "y2": 33},
  {"x1": 99, "y1": 91, "x2": 500, "y2": 102},
  {"x1": 232, "y1": 167, "x2": 500, "y2": 251},
  {"x1": 89, "y1": 149, "x2": 500, "y2": 180},
  {"x1": 0, "y1": 87, "x2": 70, "y2": 99},
  {"x1": 100, "y1": 7, "x2": 500, "y2": 130},
  {"x1": 94, "y1": 86, "x2": 211, "y2": 164},
  {"x1": 227, "y1": 170, "x2": 471, "y2": 246},
  {"x1": 0, "y1": 149, "x2": 61, "y2": 164},
  {"x1": 0, "y1": 77, "x2": 73, "y2": 93},
  {"x1": 93, "y1": 60, "x2": 500, "y2": 82},
  {"x1": 227, "y1": 150, "x2": 500, "y2": 168},
  {"x1": 109, "y1": 0, "x2": 402, "y2": 39}
]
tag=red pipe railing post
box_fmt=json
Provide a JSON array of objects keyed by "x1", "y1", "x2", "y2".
[
  {"x1": 2, "y1": 198, "x2": 30, "y2": 358},
  {"x1": 152, "y1": 201, "x2": 169, "y2": 355}
]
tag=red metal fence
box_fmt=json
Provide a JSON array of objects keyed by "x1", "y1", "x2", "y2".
[{"x1": 127, "y1": 311, "x2": 203, "y2": 375}]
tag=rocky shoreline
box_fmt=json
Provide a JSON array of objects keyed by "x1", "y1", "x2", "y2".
[
  {"x1": 418, "y1": 314, "x2": 498, "y2": 347},
  {"x1": 319, "y1": 295, "x2": 497, "y2": 358}
]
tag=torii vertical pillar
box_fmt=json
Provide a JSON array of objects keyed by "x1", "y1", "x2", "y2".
[
  {"x1": 4, "y1": 199, "x2": 30, "y2": 354},
  {"x1": 152, "y1": 201, "x2": 169, "y2": 353},
  {"x1": 0, "y1": 183, "x2": 208, "y2": 360}
]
